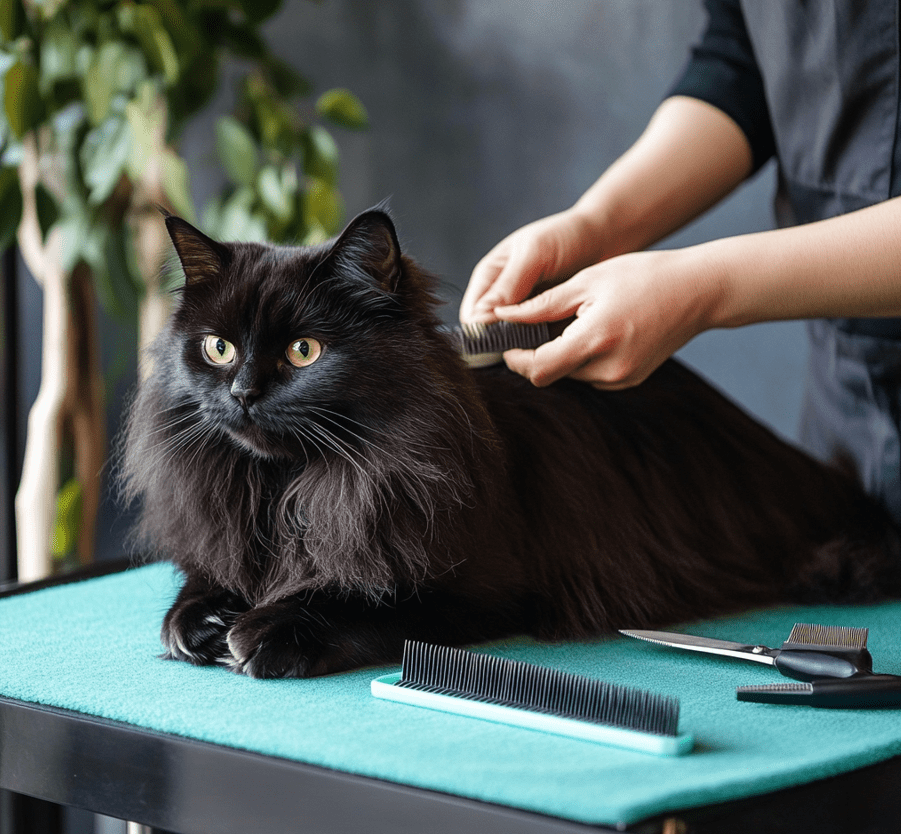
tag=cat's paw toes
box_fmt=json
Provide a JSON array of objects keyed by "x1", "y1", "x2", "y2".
[
  {"x1": 226, "y1": 611, "x2": 324, "y2": 679},
  {"x1": 161, "y1": 595, "x2": 246, "y2": 666}
]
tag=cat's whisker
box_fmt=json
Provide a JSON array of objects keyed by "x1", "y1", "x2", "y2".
[
  {"x1": 145, "y1": 411, "x2": 202, "y2": 439},
  {"x1": 140, "y1": 426, "x2": 199, "y2": 469},
  {"x1": 289, "y1": 422, "x2": 330, "y2": 473},
  {"x1": 143, "y1": 420, "x2": 211, "y2": 473},
  {"x1": 306, "y1": 407, "x2": 444, "y2": 483},
  {"x1": 305, "y1": 408, "x2": 388, "y2": 455},
  {"x1": 180, "y1": 427, "x2": 217, "y2": 473},
  {"x1": 303, "y1": 422, "x2": 372, "y2": 482}
]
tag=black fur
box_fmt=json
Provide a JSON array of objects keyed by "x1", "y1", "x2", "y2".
[{"x1": 119, "y1": 209, "x2": 901, "y2": 678}]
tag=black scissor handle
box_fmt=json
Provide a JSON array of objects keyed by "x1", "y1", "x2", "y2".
[{"x1": 773, "y1": 647, "x2": 873, "y2": 681}]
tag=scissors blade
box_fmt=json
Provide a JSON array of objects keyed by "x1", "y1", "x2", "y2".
[{"x1": 619, "y1": 629, "x2": 778, "y2": 665}]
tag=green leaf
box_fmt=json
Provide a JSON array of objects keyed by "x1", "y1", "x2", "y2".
[
  {"x1": 0, "y1": 50, "x2": 17, "y2": 80},
  {"x1": 212, "y1": 14, "x2": 266, "y2": 60},
  {"x1": 82, "y1": 46, "x2": 116, "y2": 125},
  {"x1": 162, "y1": 149, "x2": 195, "y2": 222},
  {"x1": 216, "y1": 115, "x2": 258, "y2": 187},
  {"x1": 4, "y1": 60, "x2": 42, "y2": 138},
  {"x1": 0, "y1": 166, "x2": 22, "y2": 250},
  {"x1": 148, "y1": 0, "x2": 203, "y2": 61},
  {"x1": 83, "y1": 42, "x2": 148, "y2": 125},
  {"x1": 257, "y1": 164, "x2": 292, "y2": 221},
  {"x1": 316, "y1": 88, "x2": 368, "y2": 130},
  {"x1": 303, "y1": 177, "x2": 342, "y2": 236},
  {"x1": 303, "y1": 125, "x2": 339, "y2": 184},
  {"x1": 216, "y1": 186, "x2": 266, "y2": 242},
  {"x1": 51, "y1": 477, "x2": 83, "y2": 560},
  {"x1": 34, "y1": 182, "x2": 59, "y2": 242},
  {"x1": 67, "y1": 5, "x2": 99, "y2": 39},
  {"x1": 124, "y1": 80, "x2": 163, "y2": 180},
  {"x1": 263, "y1": 56, "x2": 311, "y2": 99},
  {"x1": 39, "y1": 21, "x2": 79, "y2": 95},
  {"x1": 0, "y1": 0, "x2": 24, "y2": 43},
  {"x1": 94, "y1": 223, "x2": 140, "y2": 321},
  {"x1": 56, "y1": 211, "x2": 89, "y2": 273},
  {"x1": 81, "y1": 115, "x2": 131, "y2": 205},
  {"x1": 132, "y1": 4, "x2": 180, "y2": 85},
  {"x1": 301, "y1": 220, "x2": 329, "y2": 246}
]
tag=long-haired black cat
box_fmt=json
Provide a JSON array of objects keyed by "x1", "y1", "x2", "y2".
[{"x1": 121, "y1": 208, "x2": 901, "y2": 678}]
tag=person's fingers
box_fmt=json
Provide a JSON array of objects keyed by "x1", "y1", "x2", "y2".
[
  {"x1": 462, "y1": 236, "x2": 549, "y2": 322},
  {"x1": 460, "y1": 251, "x2": 506, "y2": 323},
  {"x1": 493, "y1": 277, "x2": 583, "y2": 324},
  {"x1": 502, "y1": 315, "x2": 599, "y2": 386}
]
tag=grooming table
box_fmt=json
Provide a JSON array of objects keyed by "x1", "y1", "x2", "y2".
[{"x1": 2, "y1": 562, "x2": 901, "y2": 833}]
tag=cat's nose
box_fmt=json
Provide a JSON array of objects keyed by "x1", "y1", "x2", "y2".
[{"x1": 231, "y1": 380, "x2": 261, "y2": 409}]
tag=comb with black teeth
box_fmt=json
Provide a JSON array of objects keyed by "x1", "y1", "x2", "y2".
[
  {"x1": 451, "y1": 319, "x2": 574, "y2": 368},
  {"x1": 371, "y1": 640, "x2": 693, "y2": 755}
]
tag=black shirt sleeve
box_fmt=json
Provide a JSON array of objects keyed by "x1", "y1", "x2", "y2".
[{"x1": 668, "y1": 0, "x2": 776, "y2": 172}]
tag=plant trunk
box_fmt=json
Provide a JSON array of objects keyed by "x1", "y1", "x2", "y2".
[
  {"x1": 15, "y1": 134, "x2": 106, "y2": 580},
  {"x1": 67, "y1": 263, "x2": 105, "y2": 567},
  {"x1": 130, "y1": 90, "x2": 175, "y2": 366},
  {"x1": 14, "y1": 224, "x2": 66, "y2": 582},
  {"x1": 133, "y1": 200, "x2": 171, "y2": 361}
]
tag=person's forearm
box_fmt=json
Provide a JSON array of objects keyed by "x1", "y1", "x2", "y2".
[
  {"x1": 701, "y1": 196, "x2": 901, "y2": 329},
  {"x1": 570, "y1": 95, "x2": 754, "y2": 262}
]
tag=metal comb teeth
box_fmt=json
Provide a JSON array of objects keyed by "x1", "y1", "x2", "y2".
[
  {"x1": 455, "y1": 321, "x2": 551, "y2": 355},
  {"x1": 785, "y1": 623, "x2": 868, "y2": 650},
  {"x1": 737, "y1": 682, "x2": 813, "y2": 694},
  {"x1": 398, "y1": 640, "x2": 681, "y2": 737}
]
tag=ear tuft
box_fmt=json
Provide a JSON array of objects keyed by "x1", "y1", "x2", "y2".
[
  {"x1": 165, "y1": 216, "x2": 231, "y2": 285},
  {"x1": 330, "y1": 209, "x2": 403, "y2": 293}
]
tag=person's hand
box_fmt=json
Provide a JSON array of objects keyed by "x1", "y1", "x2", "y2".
[
  {"x1": 459, "y1": 209, "x2": 601, "y2": 324},
  {"x1": 493, "y1": 247, "x2": 723, "y2": 389}
]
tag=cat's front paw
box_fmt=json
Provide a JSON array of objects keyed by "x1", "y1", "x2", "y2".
[
  {"x1": 225, "y1": 605, "x2": 345, "y2": 679},
  {"x1": 161, "y1": 588, "x2": 249, "y2": 666}
]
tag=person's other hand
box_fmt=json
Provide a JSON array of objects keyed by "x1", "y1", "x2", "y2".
[{"x1": 493, "y1": 247, "x2": 722, "y2": 389}]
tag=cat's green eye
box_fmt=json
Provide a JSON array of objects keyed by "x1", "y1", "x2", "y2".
[
  {"x1": 203, "y1": 335, "x2": 236, "y2": 365},
  {"x1": 287, "y1": 338, "x2": 322, "y2": 368}
]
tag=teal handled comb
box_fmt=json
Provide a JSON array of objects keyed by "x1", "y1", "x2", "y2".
[{"x1": 371, "y1": 641, "x2": 693, "y2": 756}]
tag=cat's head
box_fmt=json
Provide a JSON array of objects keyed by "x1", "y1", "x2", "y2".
[{"x1": 156, "y1": 208, "x2": 451, "y2": 462}]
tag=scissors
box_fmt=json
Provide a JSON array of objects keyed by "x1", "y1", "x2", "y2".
[{"x1": 620, "y1": 623, "x2": 901, "y2": 708}]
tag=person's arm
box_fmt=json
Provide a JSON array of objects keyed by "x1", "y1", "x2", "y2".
[
  {"x1": 497, "y1": 196, "x2": 901, "y2": 389},
  {"x1": 459, "y1": 95, "x2": 754, "y2": 323}
]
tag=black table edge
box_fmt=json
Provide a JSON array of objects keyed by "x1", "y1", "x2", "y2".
[{"x1": 0, "y1": 696, "x2": 626, "y2": 834}]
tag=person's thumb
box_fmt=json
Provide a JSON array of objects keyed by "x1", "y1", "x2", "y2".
[{"x1": 493, "y1": 279, "x2": 581, "y2": 324}]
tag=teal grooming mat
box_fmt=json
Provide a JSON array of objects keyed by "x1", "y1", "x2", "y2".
[{"x1": 1, "y1": 562, "x2": 901, "y2": 828}]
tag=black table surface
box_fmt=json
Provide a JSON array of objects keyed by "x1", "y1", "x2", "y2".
[{"x1": 2, "y1": 561, "x2": 900, "y2": 834}]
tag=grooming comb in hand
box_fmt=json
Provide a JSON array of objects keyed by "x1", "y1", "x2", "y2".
[{"x1": 451, "y1": 319, "x2": 570, "y2": 368}]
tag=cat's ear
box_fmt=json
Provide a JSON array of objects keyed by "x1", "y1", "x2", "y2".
[
  {"x1": 329, "y1": 209, "x2": 402, "y2": 293},
  {"x1": 164, "y1": 214, "x2": 231, "y2": 285}
]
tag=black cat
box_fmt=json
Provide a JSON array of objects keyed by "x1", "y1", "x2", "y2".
[{"x1": 120, "y1": 208, "x2": 901, "y2": 678}]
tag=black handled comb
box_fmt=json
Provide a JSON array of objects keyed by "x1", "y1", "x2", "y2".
[{"x1": 451, "y1": 319, "x2": 571, "y2": 368}]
